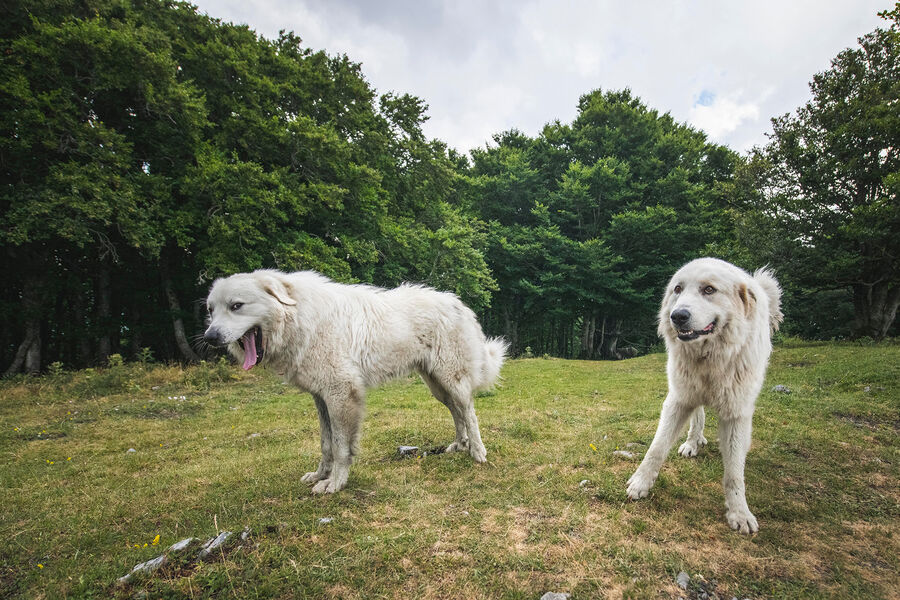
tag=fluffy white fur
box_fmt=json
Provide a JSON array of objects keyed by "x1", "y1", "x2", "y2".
[
  {"x1": 204, "y1": 270, "x2": 506, "y2": 494},
  {"x1": 626, "y1": 258, "x2": 783, "y2": 533}
]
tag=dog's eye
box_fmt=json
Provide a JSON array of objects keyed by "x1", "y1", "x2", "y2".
[
  {"x1": 230, "y1": 302, "x2": 244, "y2": 311},
  {"x1": 674, "y1": 285, "x2": 682, "y2": 294},
  {"x1": 702, "y1": 286, "x2": 717, "y2": 295}
]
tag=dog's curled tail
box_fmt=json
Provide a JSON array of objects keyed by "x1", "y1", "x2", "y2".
[
  {"x1": 754, "y1": 267, "x2": 784, "y2": 332},
  {"x1": 476, "y1": 337, "x2": 508, "y2": 391}
]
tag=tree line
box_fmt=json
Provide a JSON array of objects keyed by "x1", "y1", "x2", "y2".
[{"x1": 2, "y1": 1, "x2": 897, "y2": 374}]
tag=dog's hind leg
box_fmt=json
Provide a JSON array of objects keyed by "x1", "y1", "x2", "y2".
[
  {"x1": 311, "y1": 385, "x2": 365, "y2": 494},
  {"x1": 301, "y1": 394, "x2": 333, "y2": 485},
  {"x1": 719, "y1": 415, "x2": 758, "y2": 534},
  {"x1": 627, "y1": 394, "x2": 691, "y2": 499},
  {"x1": 420, "y1": 371, "x2": 469, "y2": 454},
  {"x1": 678, "y1": 406, "x2": 708, "y2": 457},
  {"x1": 446, "y1": 379, "x2": 487, "y2": 463}
]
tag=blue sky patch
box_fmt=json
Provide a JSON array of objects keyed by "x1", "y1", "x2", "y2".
[{"x1": 695, "y1": 90, "x2": 716, "y2": 107}]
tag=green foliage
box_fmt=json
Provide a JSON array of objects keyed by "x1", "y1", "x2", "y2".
[
  {"x1": 470, "y1": 89, "x2": 738, "y2": 357},
  {"x1": 1, "y1": 0, "x2": 494, "y2": 371},
  {"x1": 733, "y1": 7, "x2": 900, "y2": 339}
]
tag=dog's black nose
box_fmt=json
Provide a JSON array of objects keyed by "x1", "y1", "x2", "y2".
[
  {"x1": 203, "y1": 328, "x2": 221, "y2": 345},
  {"x1": 670, "y1": 309, "x2": 691, "y2": 327}
]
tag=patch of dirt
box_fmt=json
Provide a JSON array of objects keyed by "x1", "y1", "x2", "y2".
[{"x1": 832, "y1": 411, "x2": 900, "y2": 431}]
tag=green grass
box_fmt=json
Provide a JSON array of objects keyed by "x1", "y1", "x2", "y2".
[{"x1": 1, "y1": 342, "x2": 898, "y2": 599}]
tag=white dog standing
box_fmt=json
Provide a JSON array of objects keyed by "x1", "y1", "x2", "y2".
[
  {"x1": 626, "y1": 258, "x2": 783, "y2": 533},
  {"x1": 204, "y1": 270, "x2": 506, "y2": 494}
]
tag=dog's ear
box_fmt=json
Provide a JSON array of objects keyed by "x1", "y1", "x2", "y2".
[
  {"x1": 261, "y1": 276, "x2": 297, "y2": 306},
  {"x1": 737, "y1": 283, "x2": 756, "y2": 317},
  {"x1": 657, "y1": 288, "x2": 673, "y2": 337}
]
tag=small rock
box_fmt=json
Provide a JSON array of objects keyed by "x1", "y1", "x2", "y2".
[
  {"x1": 318, "y1": 517, "x2": 333, "y2": 525},
  {"x1": 625, "y1": 441, "x2": 646, "y2": 448},
  {"x1": 117, "y1": 554, "x2": 167, "y2": 586},
  {"x1": 772, "y1": 384, "x2": 791, "y2": 394},
  {"x1": 540, "y1": 593, "x2": 570, "y2": 600},
  {"x1": 579, "y1": 479, "x2": 590, "y2": 487},
  {"x1": 240, "y1": 527, "x2": 251, "y2": 541},
  {"x1": 247, "y1": 433, "x2": 261, "y2": 439},
  {"x1": 167, "y1": 537, "x2": 197, "y2": 553},
  {"x1": 398, "y1": 445, "x2": 419, "y2": 457},
  {"x1": 613, "y1": 450, "x2": 635, "y2": 459},
  {"x1": 126, "y1": 448, "x2": 136, "y2": 453},
  {"x1": 676, "y1": 570, "x2": 690, "y2": 589},
  {"x1": 198, "y1": 531, "x2": 231, "y2": 559}
]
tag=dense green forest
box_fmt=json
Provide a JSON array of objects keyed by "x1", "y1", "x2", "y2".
[{"x1": 2, "y1": 1, "x2": 898, "y2": 373}]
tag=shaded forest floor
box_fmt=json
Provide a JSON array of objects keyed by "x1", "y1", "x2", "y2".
[{"x1": 1, "y1": 340, "x2": 898, "y2": 599}]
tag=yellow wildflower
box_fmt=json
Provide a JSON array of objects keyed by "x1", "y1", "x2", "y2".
[
  {"x1": 37, "y1": 564, "x2": 44, "y2": 569},
  {"x1": 151, "y1": 534, "x2": 160, "y2": 546},
  {"x1": 589, "y1": 443, "x2": 597, "y2": 452}
]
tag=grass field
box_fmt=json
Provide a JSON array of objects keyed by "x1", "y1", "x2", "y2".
[{"x1": 1, "y1": 340, "x2": 898, "y2": 599}]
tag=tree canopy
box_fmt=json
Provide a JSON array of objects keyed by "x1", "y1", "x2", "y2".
[
  {"x1": 1, "y1": 0, "x2": 897, "y2": 374},
  {"x1": 732, "y1": 5, "x2": 900, "y2": 339}
]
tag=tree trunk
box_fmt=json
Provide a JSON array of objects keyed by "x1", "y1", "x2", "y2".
[
  {"x1": 580, "y1": 313, "x2": 597, "y2": 359},
  {"x1": 73, "y1": 291, "x2": 92, "y2": 367},
  {"x1": 851, "y1": 281, "x2": 900, "y2": 339},
  {"x1": 4, "y1": 276, "x2": 44, "y2": 375},
  {"x1": 163, "y1": 276, "x2": 201, "y2": 363},
  {"x1": 97, "y1": 263, "x2": 112, "y2": 362},
  {"x1": 502, "y1": 305, "x2": 518, "y2": 357},
  {"x1": 601, "y1": 318, "x2": 622, "y2": 359},
  {"x1": 4, "y1": 320, "x2": 40, "y2": 376},
  {"x1": 24, "y1": 321, "x2": 41, "y2": 373}
]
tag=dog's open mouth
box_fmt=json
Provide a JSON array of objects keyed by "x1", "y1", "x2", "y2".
[
  {"x1": 676, "y1": 320, "x2": 716, "y2": 341},
  {"x1": 238, "y1": 326, "x2": 265, "y2": 370}
]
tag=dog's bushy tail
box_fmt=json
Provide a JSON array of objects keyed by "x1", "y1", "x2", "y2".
[
  {"x1": 754, "y1": 267, "x2": 784, "y2": 332},
  {"x1": 476, "y1": 337, "x2": 508, "y2": 391}
]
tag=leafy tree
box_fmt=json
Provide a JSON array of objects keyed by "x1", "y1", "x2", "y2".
[
  {"x1": 1, "y1": 0, "x2": 495, "y2": 372},
  {"x1": 744, "y1": 6, "x2": 900, "y2": 338}
]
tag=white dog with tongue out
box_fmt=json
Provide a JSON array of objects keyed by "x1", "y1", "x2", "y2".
[
  {"x1": 203, "y1": 269, "x2": 506, "y2": 494},
  {"x1": 626, "y1": 258, "x2": 783, "y2": 534}
]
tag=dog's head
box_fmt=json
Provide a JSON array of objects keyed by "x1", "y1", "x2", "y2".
[
  {"x1": 658, "y1": 258, "x2": 756, "y2": 345},
  {"x1": 204, "y1": 270, "x2": 297, "y2": 370}
]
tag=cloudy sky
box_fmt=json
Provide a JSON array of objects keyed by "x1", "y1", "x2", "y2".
[{"x1": 191, "y1": 0, "x2": 888, "y2": 154}]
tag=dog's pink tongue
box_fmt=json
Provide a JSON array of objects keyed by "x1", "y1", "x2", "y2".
[
  {"x1": 241, "y1": 330, "x2": 258, "y2": 370},
  {"x1": 702, "y1": 322, "x2": 715, "y2": 332}
]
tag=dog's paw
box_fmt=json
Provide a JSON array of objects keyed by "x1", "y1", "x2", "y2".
[
  {"x1": 301, "y1": 471, "x2": 326, "y2": 484},
  {"x1": 626, "y1": 470, "x2": 655, "y2": 500},
  {"x1": 445, "y1": 440, "x2": 468, "y2": 453},
  {"x1": 726, "y1": 509, "x2": 759, "y2": 534},
  {"x1": 678, "y1": 436, "x2": 707, "y2": 458},
  {"x1": 468, "y1": 443, "x2": 487, "y2": 463},
  {"x1": 310, "y1": 478, "x2": 344, "y2": 494}
]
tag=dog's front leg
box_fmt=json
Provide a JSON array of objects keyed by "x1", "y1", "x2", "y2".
[
  {"x1": 719, "y1": 415, "x2": 758, "y2": 533},
  {"x1": 302, "y1": 394, "x2": 334, "y2": 485},
  {"x1": 627, "y1": 395, "x2": 691, "y2": 499},
  {"x1": 678, "y1": 406, "x2": 708, "y2": 457},
  {"x1": 311, "y1": 387, "x2": 365, "y2": 494}
]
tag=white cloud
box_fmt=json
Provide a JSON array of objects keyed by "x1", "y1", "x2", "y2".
[
  {"x1": 191, "y1": 0, "x2": 889, "y2": 154},
  {"x1": 689, "y1": 91, "x2": 762, "y2": 147}
]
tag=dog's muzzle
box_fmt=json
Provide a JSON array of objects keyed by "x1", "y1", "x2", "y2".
[
  {"x1": 670, "y1": 309, "x2": 716, "y2": 341},
  {"x1": 204, "y1": 327, "x2": 225, "y2": 346}
]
